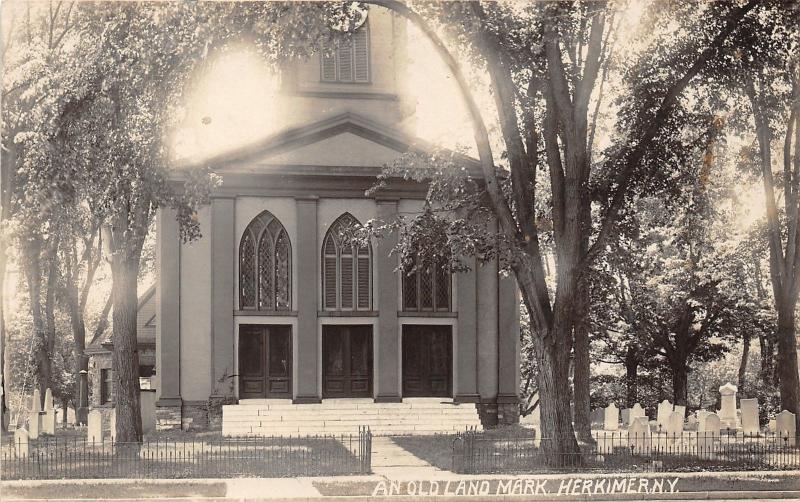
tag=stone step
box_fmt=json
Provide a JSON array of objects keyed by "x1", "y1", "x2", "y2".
[
  {"x1": 225, "y1": 411, "x2": 478, "y2": 421},
  {"x1": 224, "y1": 406, "x2": 477, "y2": 415}
]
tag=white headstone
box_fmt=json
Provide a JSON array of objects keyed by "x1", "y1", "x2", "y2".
[
  {"x1": 630, "y1": 403, "x2": 646, "y2": 421},
  {"x1": 674, "y1": 405, "x2": 686, "y2": 418},
  {"x1": 776, "y1": 410, "x2": 796, "y2": 447},
  {"x1": 699, "y1": 412, "x2": 721, "y2": 435},
  {"x1": 657, "y1": 400, "x2": 673, "y2": 428},
  {"x1": 88, "y1": 410, "x2": 104, "y2": 443},
  {"x1": 740, "y1": 398, "x2": 759, "y2": 436},
  {"x1": 719, "y1": 382, "x2": 738, "y2": 429},
  {"x1": 621, "y1": 408, "x2": 631, "y2": 426},
  {"x1": 666, "y1": 410, "x2": 684, "y2": 437},
  {"x1": 604, "y1": 403, "x2": 619, "y2": 431},
  {"x1": 14, "y1": 428, "x2": 29, "y2": 457},
  {"x1": 628, "y1": 417, "x2": 651, "y2": 454},
  {"x1": 31, "y1": 389, "x2": 41, "y2": 413},
  {"x1": 42, "y1": 409, "x2": 56, "y2": 435},
  {"x1": 28, "y1": 412, "x2": 41, "y2": 440},
  {"x1": 769, "y1": 419, "x2": 777, "y2": 432}
]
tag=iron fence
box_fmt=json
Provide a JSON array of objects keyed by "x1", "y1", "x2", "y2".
[
  {"x1": 1, "y1": 426, "x2": 372, "y2": 480},
  {"x1": 452, "y1": 429, "x2": 800, "y2": 474}
]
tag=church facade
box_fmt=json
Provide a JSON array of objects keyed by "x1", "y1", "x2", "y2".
[{"x1": 154, "y1": 7, "x2": 520, "y2": 431}]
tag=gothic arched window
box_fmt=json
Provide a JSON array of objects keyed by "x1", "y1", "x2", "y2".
[
  {"x1": 402, "y1": 258, "x2": 451, "y2": 312},
  {"x1": 239, "y1": 211, "x2": 291, "y2": 311},
  {"x1": 322, "y1": 213, "x2": 371, "y2": 310}
]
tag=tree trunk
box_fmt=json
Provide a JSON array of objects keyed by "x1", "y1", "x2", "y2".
[
  {"x1": 776, "y1": 303, "x2": 800, "y2": 429},
  {"x1": 532, "y1": 326, "x2": 581, "y2": 466},
  {"x1": 572, "y1": 282, "x2": 591, "y2": 442},
  {"x1": 65, "y1": 281, "x2": 89, "y2": 416},
  {"x1": 111, "y1": 253, "x2": 143, "y2": 443},
  {"x1": 738, "y1": 330, "x2": 751, "y2": 394},
  {"x1": 672, "y1": 364, "x2": 688, "y2": 407},
  {"x1": 22, "y1": 237, "x2": 51, "y2": 407},
  {"x1": 624, "y1": 346, "x2": 639, "y2": 408}
]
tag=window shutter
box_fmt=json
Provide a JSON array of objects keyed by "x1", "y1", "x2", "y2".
[
  {"x1": 321, "y1": 43, "x2": 337, "y2": 82},
  {"x1": 357, "y1": 256, "x2": 370, "y2": 309},
  {"x1": 340, "y1": 254, "x2": 354, "y2": 308},
  {"x1": 353, "y1": 28, "x2": 369, "y2": 82},
  {"x1": 324, "y1": 255, "x2": 337, "y2": 309},
  {"x1": 337, "y1": 38, "x2": 353, "y2": 82}
]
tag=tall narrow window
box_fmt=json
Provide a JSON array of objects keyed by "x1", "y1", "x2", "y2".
[
  {"x1": 239, "y1": 211, "x2": 292, "y2": 311},
  {"x1": 402, "y1": 259, "x2": 451, "y2": 312},
  {"x1": 322, "y1": 214, "x2": 372, "y2": 311},
  {"x1": 101, "y1": 369, "x2": 114, "y2": 405},
  {"x1": 320, "y1": 25, "x2": 370, "y2": 83}
]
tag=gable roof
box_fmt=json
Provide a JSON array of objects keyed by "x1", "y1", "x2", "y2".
[
  {"x1": 86, "y1": 283, "x2": 156, "y2": 354},
  {"x1": 178, "y1": 112, "x2": 482, "y2": 175}
]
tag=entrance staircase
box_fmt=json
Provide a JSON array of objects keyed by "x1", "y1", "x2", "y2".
[{"x1": 222, "y1": 398, "x2": 482, "y2": 436}]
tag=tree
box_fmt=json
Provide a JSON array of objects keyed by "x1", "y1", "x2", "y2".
[{"x1": 367, "y1": 0, "x2": 764, "y2": 462}]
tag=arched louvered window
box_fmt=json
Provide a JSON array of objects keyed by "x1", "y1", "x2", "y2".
[
  {"x1": 402, "y1": 258, "x2": 451, "y2": 312},
  {"x1": 320, "y1": 23, "x2": 370, "y2": 83},
  {"x1": 322, "y1": 214, "x2": 371, "y2": 311},
  {"x1": 239, "y1": 211, "x2": 291, "y2": 311}
]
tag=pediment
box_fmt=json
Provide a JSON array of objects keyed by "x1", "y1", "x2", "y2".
[{"x1": 193, "y1": 112, "x2": 479, "y2": 174}]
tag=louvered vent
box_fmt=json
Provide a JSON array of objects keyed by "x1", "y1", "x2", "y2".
[
  {"x1": 321, "y1": 44, "x2": 337, "y2": 82},
  {"x1": 357, "y1": 256, "x2": 370, "y2": 309},
  {"x1": 337, "y1": 38, "x2": 353, "y2": 82},
  {"x1": 353, "y1": 28, "x2": 369, "y2": 82}
]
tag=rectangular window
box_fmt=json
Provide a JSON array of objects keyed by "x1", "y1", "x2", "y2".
[
  {"x1": 320, "y1": 26, "x2": 369, "y2": 83},
  {"x1": 100, "y1": 369, "x2": 114, "y2": 405}
]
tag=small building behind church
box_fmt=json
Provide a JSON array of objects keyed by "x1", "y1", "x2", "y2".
[{"x1": 154, "y1": 6, "x2": 520, "y2": 434}]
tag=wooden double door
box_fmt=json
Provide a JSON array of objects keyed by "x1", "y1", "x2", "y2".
[
  {"x1": 322, "y1": 325, "x2": 373, "y2": 398},
  {"x1": 402, "y1": 325, "x2": 453, "y2": 397},
  {"x1": 238, "y1": 325, "x2": 292, "y2": 399}
]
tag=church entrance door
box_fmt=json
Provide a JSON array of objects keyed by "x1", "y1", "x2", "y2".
[
  {"x1": 238, "y1": 325, "x2": 292, "y2": 399},
  {"x1": 322, "y1": 325, "x2": 373, "y2": 398},
  {"x1": 402, "y1": 325, "x2": 452, "y2": 397}
]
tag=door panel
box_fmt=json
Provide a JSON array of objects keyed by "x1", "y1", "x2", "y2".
[
  {"x1": 238, "y1": 325, "x2": 292, "y2": 399},
  {"x1": 402, "y1": 325, "x2": 453, "y2": 397},
  {"x1": 323, "y1": 325, "x2": 373, "y2": 398}
]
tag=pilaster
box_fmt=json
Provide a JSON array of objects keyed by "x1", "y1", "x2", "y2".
[
  {"x1": 156, "y1": 208, "x2": 182, "y2": 423},
  {"x1": 295, "y1": 197, "x2": 321, "y2": 403},
  {"x1": 210, "y1": 197, "x2": 235, "y2": 397},
  {"x1": 376, "y1": 199, "x2": 400, "y2": 401},
  {"x1": 455, "y1": 256, "x2": 479, "y2": 403}
]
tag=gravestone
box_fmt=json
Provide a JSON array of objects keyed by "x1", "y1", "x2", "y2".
[
  {"x1": 28, "y1": 412, "x2": 40, "y2": 440},
  {"x1": 740, "y1": 398, "x2": 759, "y2": 436},
  {"x1": 42, "y1": 388, "x2": 56, "y2": 435},
  {"x1": 776, "y1": 410, "x2": 796, "y2": 447},
  {"x1": 674, "y1": 405, "x2": 686, "y2": 418},
  {"x1": 657, "y1": 400, "x2": 673, "y2": 428},
  {"x1": 666, "y1": 410, "x2": 684, "y2": 437},
  {"x1": 698, "y1": 413, "x2": 721, "y2": 458},
  {"x1": 31, "y1": 389, "x2": 41, "y2": 414},
  {"x1": 686, "y1": 414, "x2": 698, "y2": 430},
  {"x1": 628, "y1": 417, "x2": 651, "y2": 454},
  {"x1": 14, "y1": 428, "x2": 29, "y2": 457},
  {"x1": 141, "y1": 389, "x2": 157, "y2": 434},
  {"x1": 719, "y1": 382, "x2": 738, "y2": 429},
  {"x1": 621, "y1": 408, "x2": 631, "y2": 427},
  {"x1": 88, "y1": 410, "x2": 104, "y2": 443},
  {"x1": 769, "y1": 419, "x2": 777, "y2": 432},
  {"x1": 604, "y1": 403, "x2": 619, "y2": 431},
  {"x1": 630, "y1": 403, "x2": 646, "y2": 421}
]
